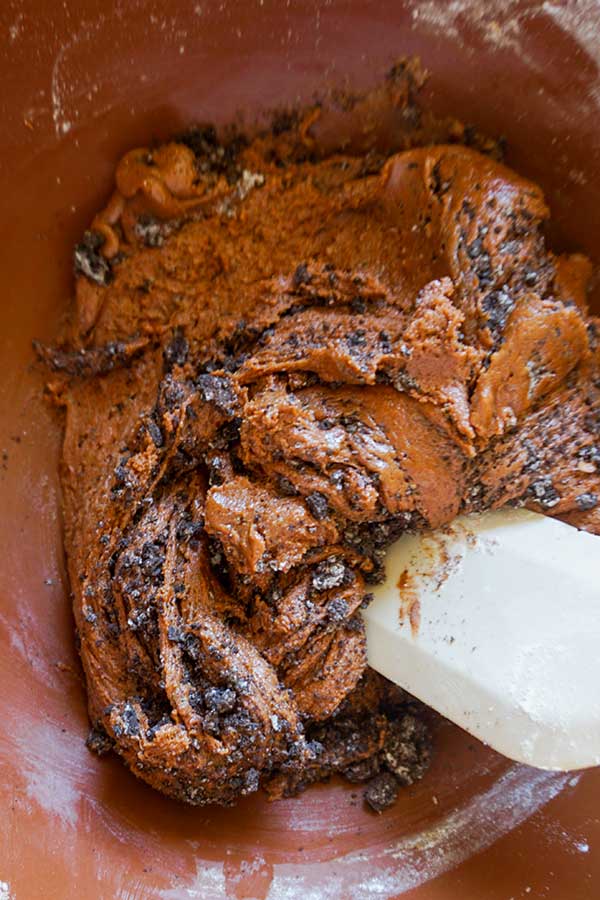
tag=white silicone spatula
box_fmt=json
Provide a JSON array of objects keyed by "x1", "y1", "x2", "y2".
[{"x1": 362, "y1": 508, "x2": 600, "y2": 770}]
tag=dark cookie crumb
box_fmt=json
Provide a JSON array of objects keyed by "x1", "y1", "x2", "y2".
[
  {"x1": 74, "y1": 230, "x2": 112, "y2": 285},
  {"x1": 481, "y1": 288, "x2": 514, "y2": 339},
  {"x1": 177, "y1": 123, "x2": 247, "y2": 184},
  {"x1": 380, "y1": 714, "x2": 431, "y2": 784},
  {"x1": 197, "y1": 373, "x2": 239, "y2": 417},
  {"x1": 343, "y1": 755, "x2": 381, "y2": 783},
  {"x1": 311, "y1": 558, "x2": 348, "y2": 592},
  {"x1": 135, "y1": 215, "x2": 165, "y2": 248},
  {"x1": 364, "y1": 772, "x2": 400, "y2": 812},
  {"x1": 121, "y1": 701, "x2": 141, "y2": 736},
  {"x1": 205, "y1": 686, "x2": 237, "y2": 713},
  {"x1": 163, "y1": 328, "x2": 189, "y2": 372},
  {"x1": 86, "y1": 725, "x2": 114, "y2": 756},
  {"x1": 277, "y1": 475, "x2": 299, "y2": 496},
  {"x1": 305, "y1": 492, "x2": 330, "y2": 520},
  {"x1": 576, "y1": 492, "x2": 598, "y2": 511},
  {"x1": 293, "y1": 262, "x2": 312, "y2": 287},
  {"x1": 528, "y1": 476, "x2": 560, "y2": 509}
]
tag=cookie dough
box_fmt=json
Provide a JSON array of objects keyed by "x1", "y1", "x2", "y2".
[{"x1": 42, "y1": 78, "x2": 599, "y2": 808}]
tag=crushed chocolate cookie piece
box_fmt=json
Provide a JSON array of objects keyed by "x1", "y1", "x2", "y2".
[
  {"x1": 242, "y1": 767, "x2": 260, "y2": 795},
  {"x1": 196, "y1": 373, "x2": 239, "y2": 416},
  {"x1": 364, "y1": 772, "x2": 400, "y2": 812},
  {"x1": 34, "y1": 337, "x2": 148, "y2": 377},
  {"x1": 74, "y1": 230, "x2": 112, "y2": 285},
  {"x1": 305, "y1": 492, "x2": 330, "y2": 520},
  {"x1": 163, "y1": 329, "x2": 189, "y2": 371},
  {"x1": 311, "y1": 557, "x2": 348, "y2": 592},
  {"x1": 293, "y1": 263, "x2": 312, "y2": 287},
  {"x1": 327, "y1": 596, "x2": 350, "y2": 622},
  {"x1": 146, "y1": 418, "x2": 164, "y2": 448},
  {"x1": 86, "y1": 725, "x2": 114, "y2": 756},
  {"x1": 177, "y1": 123, "x2": 246, "y2": 184},
  {"x1": 577, "y1": 446, "x2": 600, "y2": 472},
  {"x1": 380, "y1": 714, "x2": 431, "y2": 784},
  {"x1": 528, "y1": 476, "x2": 561, "y2": 510},
  {"x1": 135, "y1": 215, "x2": 165, "y2": 248},
  {"x1": 277, "y1": 475, "x2": 299, "y2": 496},
  {"x1": 481, "y1": 288, "x2": 515, "y2": 339},
  {"x1": 121, "y1": 701, "x2": 141, "y2": 737},
  {"x1": 576, "y1": 492, "x2": 598, "y2": 511},
  {"x1": 343, "y1": 755, "x2": 381, "y2": 783},
  {"x1": 205, "y1": 686, "x2": 237, "y2": 713}
]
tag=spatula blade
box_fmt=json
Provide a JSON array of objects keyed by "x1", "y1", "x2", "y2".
[{"x1": 363, "y1": 508, "x2": 600, "y2": 770}]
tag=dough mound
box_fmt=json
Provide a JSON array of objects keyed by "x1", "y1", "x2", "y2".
[{"x1": 45, "y1": 106, "x2": 599, "y2": 806}]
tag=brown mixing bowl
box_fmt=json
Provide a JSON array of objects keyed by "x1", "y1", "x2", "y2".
[{"x1": 1, "y1": 1, "x2": 599, "y2": 897}]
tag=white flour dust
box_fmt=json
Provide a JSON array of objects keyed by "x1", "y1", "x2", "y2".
[
  {"x1": 8, "y1": 13, "x2": 23, "y2": 44},
  {"x1": 542, "y1": 0, "x2": 600, "y2": 64},
  {"x1": 50, "y1": 17, "x2": 107, "y2": 137},
  {"x1": 158, "y1": 766, "x2": 574, "y2": 899},
  {"x1": 542, "y1": 0, "x2": 600, "y2": 105},
  {"x1": 411, "y1": 0, "x2": 600, "y2": 115},
  {"x1": 411, "y1": 0, "x2": 526, "y2": 51}
]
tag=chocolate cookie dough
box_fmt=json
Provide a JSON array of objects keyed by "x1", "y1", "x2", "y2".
[{"x1": 41, "y1": 70, "x2": 600, "y2": 808}]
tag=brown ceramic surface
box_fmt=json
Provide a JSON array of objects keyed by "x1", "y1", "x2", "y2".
[{"x1": 1, "y1": 1, "x2": 599, "y2": 897}]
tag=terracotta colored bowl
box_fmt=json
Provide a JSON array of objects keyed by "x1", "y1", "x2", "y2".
[{"x1": 1, "y1": 2, "x2": 599, "y2": 897}]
